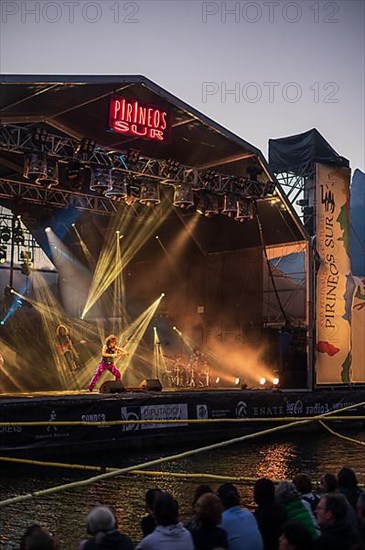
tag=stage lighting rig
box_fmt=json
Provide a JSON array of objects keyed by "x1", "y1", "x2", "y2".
[
  {"x1": 32, "y1": 126, "x2": 48, "y2": 147},
  {"x1": 125, "y1": 149, "x2": 141, "y2": 167},
  {"x1": 235, "y1": 199, "x2": 255, "y2": 222},
  {"x1": 222, "y1": 192, "x2": 237, "y2": 218},
  {"x1": 0, "y1": 226, "x2": 11, "y2": 243},
  {"x1": 65, "y1": 160, "x2": 87, "y2": 191},
  {"x1": 140, "y1": 178, "x2": 161, "y2": 206},
  {"x1": 23, "y1": 151, "x2": 48, "y2": 181},
  {"x1": 105, "y1": 171, "x2": 129, "y2": 201},
  {"x1": 89, "y1": 166, "x2": 112, "y2": 195},
  {"x1": 37, "y1": 157, "x2": 59, "y2": 187},
  {"x1": 196, "y1": 191, "x2": 219, "y2": 217},
  {"x1": 76, "y1": 137, "x2": 96, "y2": 158},
  {"x1": 160, "y1": 158, "x2": 180, "y2": 179},
  {"x1": 13, "y1": 220, "x2": 24, "y2": 246},
  {"x1": 0, "y1": 245, "x2": 6, "y2": 263},
  {"x1": 172, "y1": 183, "x2": 194, "y2": 209}
]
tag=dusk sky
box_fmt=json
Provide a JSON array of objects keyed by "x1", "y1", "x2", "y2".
[{"x1": 1, "y1": 0, "x2": 364, "y2": 171}]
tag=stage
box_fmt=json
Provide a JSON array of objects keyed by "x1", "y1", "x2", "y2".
[{"x1": 1, "y1": 386, "x2": 364, "y2": 458}]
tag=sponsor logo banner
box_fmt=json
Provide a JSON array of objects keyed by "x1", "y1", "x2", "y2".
[{"x1": 315, "y1": 163, "x2": 352, "y2": 383}]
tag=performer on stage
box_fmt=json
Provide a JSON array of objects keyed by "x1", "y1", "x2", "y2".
[
  {"x1": 55, "y1": 324, "x2": 79, "y2": 372},
  {"x1": 188, "y1": 348, "x2": 208, "y2": 387},
  {"x1": 87, "y1": 334, "x2": 127, "y2": 392}
]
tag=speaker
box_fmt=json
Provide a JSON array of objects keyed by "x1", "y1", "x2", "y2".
[
  {"x1": 139, "y1": 379, "x2": 162, "y2": 392},
  {"x1": 99, "y1": 380, "x2": 125, "y2": 394}
]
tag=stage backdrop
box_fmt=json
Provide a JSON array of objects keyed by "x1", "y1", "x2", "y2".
[{"x1": 315, "y1": 163, "x2": 352, "y2": 383}]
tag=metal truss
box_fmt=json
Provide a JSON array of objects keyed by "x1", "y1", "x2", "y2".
[
  {"x1": 0, "y1": 178, "x2": 119, "y2": 215},
  {"x1": 274, "y1": 163, "x2": 315, "y2": 203},
  {"x1": 0, "y1": 124, "x2": 273, "y2": 198}
]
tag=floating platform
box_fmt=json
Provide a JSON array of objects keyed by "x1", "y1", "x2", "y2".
[{"x1": 1, "y1": 387, "x2": 365, "y2": 458}]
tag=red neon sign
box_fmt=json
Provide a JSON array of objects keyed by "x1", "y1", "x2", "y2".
[{"x1": 109, "y1": 96, "x2": 170, "y2": 142}]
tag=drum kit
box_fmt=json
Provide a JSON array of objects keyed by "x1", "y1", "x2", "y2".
[{"x1": 162, "y1": 354, "x2": 211, "y2": 388}]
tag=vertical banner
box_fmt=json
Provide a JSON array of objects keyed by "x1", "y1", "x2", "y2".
[
  {"x1": 315, "y1": 163, "x2": 352, "y2": 383},
  {"x1": 350, "y1": 169, "x2": 365, "y2": 382}
]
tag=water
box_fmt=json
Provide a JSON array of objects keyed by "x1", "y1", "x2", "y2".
[{"x1": 0, "y1": 429, "x2": 364, "y2": 549}]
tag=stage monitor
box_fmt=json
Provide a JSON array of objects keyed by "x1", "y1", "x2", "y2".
[
  {"x1": 139, "y1": 379, "x2": 162, "y2": 392},
  {"x1": 99, "y1": 380, "x2": 125, "y2": 394}
]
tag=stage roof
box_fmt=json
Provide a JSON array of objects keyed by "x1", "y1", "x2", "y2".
[{"x1": 0, "y1": 74, "x2": 307, "y2": 251}]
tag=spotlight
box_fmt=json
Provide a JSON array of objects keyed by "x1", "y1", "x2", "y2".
[
  {"x1": 235, "y1": 199, "x2": 255, "y2": 222},
  {"x1": 76, "y1": 137, "x2": 96, "y2": 156},
  {"x1": 105, "y1": 171, "x2": 129, "y2": 201},
  {"x1": 160, "y1": 292, "x2": 165, "y2": 297},
  {"x1": 139, "y1": 179, "x2": 161, "y2": 206},
  {"x1": 196, "y1": 191, "x2": 219, "y2": 217},
  {"x1": 273, "y1": 377, "x2": 280, "y2": 386},
  {"x1": 173, "y1": 183, "x2": 194, "y2": 209},
  {"x1": 65, "y1": 160, "x2": 86, "y2": 191},
  {"x1": 20, "y1": 262, "x2": 32, "y2": 276},
  {"x1": 124, "y1": 178, "x2": 141, "y2": 205},
  {"x1": 0, "y1": 226, "x2": 11, "y2": 243},
  {"x1": 32, "y1": 126, "x2": 48, "y2": 146},
  {"x1": 259, "y1": 377, "x2": 266, "y2": 386},
  {"x1": 45, "y1": 227, "x2": 51, "y2": 233},
  {"x1": 172, "y1": 326, "x2": 177, "y2": 330},
  {"x1": 222, "y1": 193, "x2": 238, "y2": 218},
  {"x1": 13, "y1": 221, "x2": 24, "y2": 246},
  {"x1": 72, "y1": 223, "x2": 75, "y2": 227},
  {"x1": 155, "y1": 235, "x2": 159, "y2": 240},
  {"x1": 215, "y1": 377, "x2": 220, "y2": 384},
  {"x1": 0, "y1": 320, "x2": 4, "y2": 325},
  {"x1": 37, "y1": 158, "x2": 59, "y2": 187},
  {"x1": 89, "y1": 166, "x2": 112, "y2": 195},
  {"x1": 0, "y1": 245, "x2": 6, "y2": 263},
  {"x1": 234, "y1": 377, "x2": 241, "y2": 386},
  {"x1": 161, "y1": 158, "x2": 180, "y2": 179},
  {"x1": 23, "y1": 151, "x2": 47, "y2": 181}
]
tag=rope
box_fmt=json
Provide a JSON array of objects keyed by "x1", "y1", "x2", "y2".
[
  {"x1": 0, "y1": 400, "x2": 364, "y2": 508},
  {"x1": 0, "y1": 415, "x2": 364, "y2": 427},
  {"x1": 319, "y1": 420, "x2": 365, "y2": 447}
]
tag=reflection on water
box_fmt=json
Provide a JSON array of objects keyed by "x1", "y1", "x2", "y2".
[{"x1": 0, "y1": 430, "x2": 364, "y2": 548}]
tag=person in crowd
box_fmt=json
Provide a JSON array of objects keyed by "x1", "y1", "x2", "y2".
[
  {"x1": 337, "y1": 467, "x2": 364, "y2": 512},
  {"x1": 136, "y1": 491, "x2": 194, "y2": 550},
  {"x1": 293, "y1": 473, "x2": 320, "y2": 514},
  {"x1": 253, "y1": 477, "x2": 287, "y2": 550},
  {"x1": 278, "y1": 521, "x2": 315, "y2": 550},
  {"x1": 141, "y1": 488, "x2": 162, "y2": 538},
  {"x1": 275, "y1": 482, "x2": 318, "y2": 540},
  {"x1": 184, "y1": 483, "x2": 214, "y2": 532},
  {"x1": 315, "y1": 493, "x2": 362, "y2": 549},
  {"x1": 81, "y1": 505, "x2": 134, "y2": 550},
  {"x1": 318, "y1": 473, "x2": 338, "y2": 495},
  {"x1": 217, "y1": 482, "x2": 263, "y2": 550},
  {"x1": 190, "y1": 492, "x2": 228, "y2": 550},
  {"x1": 20, "y1": 525, "x2": 58, "y2": 550},
  {"x1": 318, "y1": 471, "x2": 358, "y2": 530},
  {"x1": 356, "y1": 492, "x2": 365, "y2": 542},
  {"x1": 87, "y1": 334, "x2": 127, "y2": 392}
]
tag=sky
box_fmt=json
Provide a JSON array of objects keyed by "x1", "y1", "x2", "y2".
[{"x1": 1, "y1": 0, "x2": 364, "y2": 171}]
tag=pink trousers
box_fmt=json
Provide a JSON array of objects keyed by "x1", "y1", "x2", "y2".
[{"x1": 87, "y1": 361, "x2": 121, "y2": 391}]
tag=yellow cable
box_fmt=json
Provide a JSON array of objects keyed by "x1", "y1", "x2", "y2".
[
  {"x1": 319, "y1": 420, "x2": 365, "y2": 447},
  {"x1": 0, "y1": 415, "x2": 364, "y2": 427},
  {"x1": 0, "y1": 400, "x2": 364, "y2": 508}
]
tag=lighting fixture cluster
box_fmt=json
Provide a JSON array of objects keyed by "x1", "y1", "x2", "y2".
[{"x1": 2, "y1": 125, "x2": 278, "y2": 218}]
